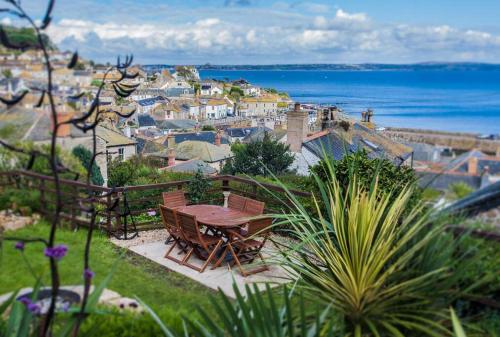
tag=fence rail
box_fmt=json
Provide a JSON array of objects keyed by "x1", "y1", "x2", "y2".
[{"x1": 0, "y1": 170, "x2": 310, "y2": 234}]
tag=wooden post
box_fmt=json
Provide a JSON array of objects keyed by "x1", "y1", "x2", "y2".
[{"x1": 106, "y1": 193, "x2": 112, "y2": 235}]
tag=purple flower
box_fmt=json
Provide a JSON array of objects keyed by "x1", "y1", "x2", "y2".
[
  {"x1": 15, "y1": 241, "x2": 25, "y2": 251},
  {"x1": 44, "y1": 245, "x2": 68, "y2": 260},
  {"x1": 83, "y1": 268, "x2": 95, "y2": 280},
  {"x1": 147, "y1": 210, "x2": 157, "y2": 217},
  {"x1": 61, "y1": 301, "x2": 71, "y2": 312},
  {"x1": 18, "y1": 297, "x2": 40, "y2": 314},
  {"x1": 19, "y1": 297, "x2": 31, "y2": 306},
  {"x1": 27, "y1": 302, "x2": 41, "y2": 314}
]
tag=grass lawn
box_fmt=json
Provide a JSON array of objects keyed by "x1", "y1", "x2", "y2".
[{"x1": 0, "y1": 222, "x2": 216, "y2": 327}]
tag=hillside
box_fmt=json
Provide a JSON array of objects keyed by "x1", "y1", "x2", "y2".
[{"x1": 0, "y1": 25, "x2": 56, "y2": 52}]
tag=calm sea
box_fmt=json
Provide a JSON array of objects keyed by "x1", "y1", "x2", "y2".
[{"x1": 200, "y1": 69, "x2": 500, "y2": 135}]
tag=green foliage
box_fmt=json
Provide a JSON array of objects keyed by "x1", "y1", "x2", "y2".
[
  {"x1": 2, "y1": 69, "x2": 12, "y2": 78},
  {"x1": 1, "y1": 26, "x2": 55, "y2": 51},
  {"x1": 449, "y1": 182, "x2": 474, "y2": 200},
  {"x1": 223, "y1": 133, "x2": 294, "y2": 176},
  {"x1": 142, "y1": 284, "x2": 337, "y2": 337},
  {"x1": 0, "y1": 187, "x2": 41, "y2": 215},
  {"x1": 201, "y1": 125, "x2": 215, "y2": 131},
  {"x1": 229, "y1": 86, "x2": 244, "y2": 100},
  {"x1": 271, "y1": 163, "x2": 477, "y2": 336},
  {"x1": 186, "y1": 168, "x2": 211, "y2": 204},
  {"x1": 72, "y1": 145, "x2": 104, "y2": 186},
  {"x1": 91, "y1": 79, "x2": 103, "y2": 87},
  {"x1": 310, "y1": 150, "x2": 421, "y2": 215}
]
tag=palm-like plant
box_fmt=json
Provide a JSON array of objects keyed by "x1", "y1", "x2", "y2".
[
  {"x1": 270, "y1": 158, "x2": 458, "y2": 336},
  {"x1": 141, "y1": 284, "x2": 337, "y2": 337}
]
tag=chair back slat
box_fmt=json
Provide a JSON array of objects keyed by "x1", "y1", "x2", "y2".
[
  {"x1": 243, "y1": 199, "x2": 265, "y2": 215},
  {"x1": 160, "y1": 205, "x2": 178, "y2": 232},
  {"x1": 176, "y1": 211, "x2": 200, "y2": 239},
  {"x1": 228, "y1": 194, "x2": 246, "y2": 211},
  {"x1": 247, "y1": 218, "x2": 272, "y2": 236},
  {"x1": 163, "y1": 190, "x2": 187, "y2": 209}
]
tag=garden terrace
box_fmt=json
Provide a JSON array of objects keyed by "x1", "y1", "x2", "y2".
[{"x1": 0, "y1": 170, "x2": 311, "y2": 234}]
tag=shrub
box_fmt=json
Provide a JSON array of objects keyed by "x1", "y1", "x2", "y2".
[
  {"x1": 449, "y1": 182, "x2": 474, "y2": 200},
  {"x1": 72, "y1": 145, "x2": 104, "y2": 186},
  {"x1": 311, "y1": 150, "x2": 421, "y2": 216},
  {"x1": 223, "y1": 132, "x2": 294, "y2": 176},
  {"x1": 272, "y1": 165, "x2": 474, "y2": 336},
  {"x1": 186, "y1": 168, "x2": 211, "y2": 204},
  {"x1": 201, "y1": 125, "x2": 215, "y2": 131},
  {"x1": 0, "y1": 187, "x2": 41, "y2": 215}
]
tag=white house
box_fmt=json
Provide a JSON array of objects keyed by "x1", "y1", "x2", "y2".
[
  {"x1": 200, "y1": 82, "x2": 224, "y2": 96},
  {"x1": 203, "y1": 99, "x2": 228, "y2": 119}
]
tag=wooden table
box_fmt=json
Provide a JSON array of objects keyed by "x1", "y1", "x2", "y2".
[{"x1": 176, "y1": 205, "x2": 253, "y2": 229}]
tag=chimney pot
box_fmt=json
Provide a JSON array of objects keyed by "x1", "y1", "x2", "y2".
[
  {"x1": 294, "y1": 102, "x2": 301, "y2": 112},
  {"x1": 468, "y1": 156, "x2": 478, "y2": 175},
  {"x1": 214, "y1": 130, "x2": 222, "y2": 146}
]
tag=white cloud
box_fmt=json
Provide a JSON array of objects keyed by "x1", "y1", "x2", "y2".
[{"x1": 44, "y1": 8, "x2": 500, "y2": 64}]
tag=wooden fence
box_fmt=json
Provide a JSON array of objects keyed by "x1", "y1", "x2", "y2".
[{"x1": 0, "y1": 170, "x2": 311, "y2": 234}]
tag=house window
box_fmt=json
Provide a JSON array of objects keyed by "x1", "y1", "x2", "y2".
[{"x1": 118, "y1": 148, "x2": 124, "y2": 161}]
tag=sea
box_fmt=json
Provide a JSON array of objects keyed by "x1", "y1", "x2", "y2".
[{"x1": 199, "y1": 69, "x2": 500, "y2": 135}]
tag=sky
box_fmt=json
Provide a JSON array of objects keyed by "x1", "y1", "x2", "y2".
[{"x1": 3, "y1": 0, "x2": 500, "y2": 64}]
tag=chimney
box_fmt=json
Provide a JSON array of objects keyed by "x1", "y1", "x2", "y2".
[
  {"x1": 167, "y1": 148, "x2": 176, "y2": 167},
  {"x1": 52, "y1": 112, "x2": 72, "y2": 138},
  {"x1": 287, "y1": 103, "x2": 308, "y2": 153},
  {"x1": 361, "y1": 111, "x2": 367, "y2": 122},
  {"x1": 123, "y1": 125, "x2": 131, "y2": 138},
  {"x1": 167, "y1": 134, "x2": 176, "y2": 149},
  {"x1": 367, "y1": 109, "x2": 374, "y2": 123},
  {"x1": 214, "y1": 130, "x2": 222, "y2": 146},
  {"x1": 467, "y1": 156, "x2": 478, "y2": 175},
  {"x1": 321, "y1": 108, "x2": 330, "y2": 131}
]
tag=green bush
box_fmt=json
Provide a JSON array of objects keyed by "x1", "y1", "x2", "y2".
[
  {"x1": 0, "y1": 187, "x2": 41, "y2": 215},
  {"x1": 186, "y1": 168, "x2": 211, "y2": 204},
  {"x1": 72, "y1": 145, "x2": 104, "y2": 186},
  {"x1": 449, "y1": 182, "x2": 474, "y2": 200}
]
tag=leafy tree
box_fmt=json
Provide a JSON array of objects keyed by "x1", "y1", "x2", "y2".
[
  {"x1": 311, "y1": 150, "x2": 421, "y2": 212},
  {"x1": 72, "y1": 145, "x2": 104, "y2": 186},
  {"x1": 107, "y1": 158, "x2": 137, "y2": 187},
  {"x1": 223, "y1": 133, "x2": 294, "y2": 176},
  {"x1": 229, "y1": 86, "x2": 244, "y2": 100},
  {"x1": 186, "y1": 167, "x2": 211, "y2": 204}
]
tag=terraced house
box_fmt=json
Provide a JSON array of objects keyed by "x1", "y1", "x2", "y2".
[{"x1": 238, "y1": 96, "x2": 278, "y2": 117}]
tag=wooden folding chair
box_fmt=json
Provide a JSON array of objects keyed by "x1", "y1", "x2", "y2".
[
  {"x1": 227, "y1": 193, "x2": 247, "y2": 211},
  {"x1": 162, "y1": 190, "x2": 187, "y2": 209},
  {"x1": 176, "y1": 211, "x2": 223, "y2": 273},
  {"x1": 222, "y1": 217, "x2": 272, "y2": 277},
  {"x1": 243, "y1": 199, "x2": 265, "y2": 215},
  {"x1": 159, "y1": 205, "x2": 188, "y2": 264}
]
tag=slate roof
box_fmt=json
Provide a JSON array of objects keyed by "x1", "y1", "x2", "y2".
[
  {"x1": 171, "y1": 131, "x2": 229, "y2": 145},
  {"x1": 158, "y1": 119, "x2": 197, "y2": 130},
  {"x1": 136, "y1": 137, "x2": 166, "y2": 154},
  {"x1": 137, "y1": 114, "x2": 157, "y2": 128},
  {"x1": 96, "y1": 125, "x2": 136, "y2": 147},
  {"x1": 135, "y1": 96, "x2": 167, "y2": 107},
  {"x1": 175, "y1": 141, "x2": 232, "y2": 162},
  {"x1": 226, "y1": 127, "x2": 269, "y2": 138},
  {"x1": 163, "y1": 159, "x2": 217, "y2": 175},
  {"x1": 446, "y1": 149, "x2": 486, "y2": 172},
  {"x1": 303, "y1": 132, "x2": 358, "y2": 161},
  {"x1": 165, "y1": 87, "x2": 195, "y2": 97}
]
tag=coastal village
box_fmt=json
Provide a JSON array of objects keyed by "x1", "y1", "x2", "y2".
[
  {"x1": 0, "y1": 3, "x2": 499, "y2": 335},
  {"x1": 1, "y1": 49, "x2": 498, "y2": 203}
]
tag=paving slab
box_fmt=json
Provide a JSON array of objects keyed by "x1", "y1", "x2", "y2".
[{"x1": 126, "y1": 240, "x2": 291, "y2": 298}]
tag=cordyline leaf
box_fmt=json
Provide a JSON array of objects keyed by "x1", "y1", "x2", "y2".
[
  {"x1": 0, "y1": 90, "x2": 28, "y2": 106},
  {"x1": 40, "y1": 0, "x2": 55, "y2": 29},
  {"x1": 67, "y1": 51, "x2": 78, "y2": 69}
]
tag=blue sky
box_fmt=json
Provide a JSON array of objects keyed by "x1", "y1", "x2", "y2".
[{"x1": 5, "y1": 0, "x2": 500, "y2": 64}]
